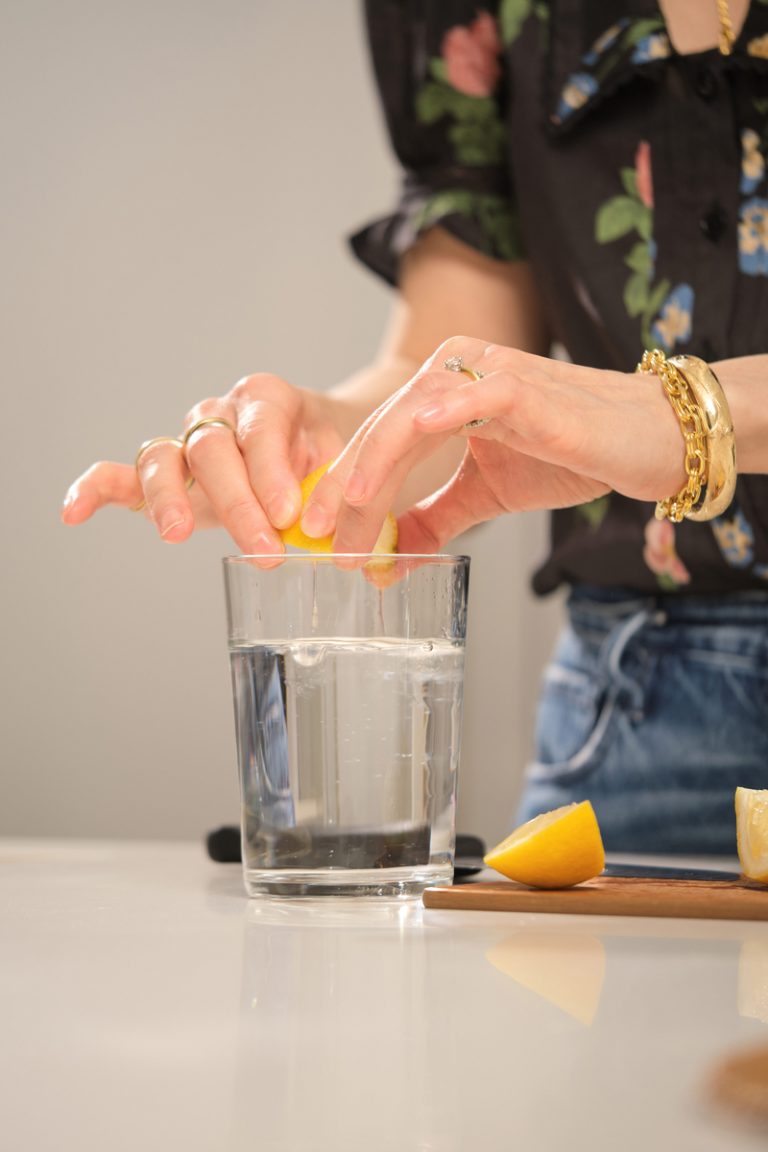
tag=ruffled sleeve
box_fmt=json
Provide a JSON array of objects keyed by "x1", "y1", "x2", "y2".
[{"x1": 350, "y1": 0, "x2": 524, "y2": 286}]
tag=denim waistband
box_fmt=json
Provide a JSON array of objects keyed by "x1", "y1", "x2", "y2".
[
  {"x1": 568, "y1": 584, "x2": 768, "y2": 626},
  {"x1": 566, "y1": 584, "x2": 768, "y2": 668}
]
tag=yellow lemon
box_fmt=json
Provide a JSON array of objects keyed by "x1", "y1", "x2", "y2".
[
  {"x1": 280, "y1": 462, "x2": 398, "y2": 556},
  {"x1": 736, "y1": 787, "x2": 768, "y2": 885},
  {"x1": 484, "y1": 801, "x2": 605, "y2": 889}
]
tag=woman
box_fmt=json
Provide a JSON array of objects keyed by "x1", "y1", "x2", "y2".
[{"x1": 62, "y1": 1, "x2": 768, "y2": 852}]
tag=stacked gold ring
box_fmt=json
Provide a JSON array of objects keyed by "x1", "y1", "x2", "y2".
[
  {"x1": 132, "y1": 436, "x2": 191, "y2": 512},
  {"x1": 182, "y1": 416, "x2": 237, "y2": 452},
  {"x1": 443, "y1": 355, "x2": 491, "y2": 429}
]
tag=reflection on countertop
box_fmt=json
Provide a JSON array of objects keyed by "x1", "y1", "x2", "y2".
[{"x1": 1, "y1": 839, "x2": 767, "y2": 1151}]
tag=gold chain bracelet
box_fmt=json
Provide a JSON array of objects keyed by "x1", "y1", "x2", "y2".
[{"x1": 636, "y1": 348, "x2": 708, "y2": 523}]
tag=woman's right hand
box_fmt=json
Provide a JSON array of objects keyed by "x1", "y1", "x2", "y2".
[{"x1": 60, "y1": 373, "x2": 346, "y2": 556}]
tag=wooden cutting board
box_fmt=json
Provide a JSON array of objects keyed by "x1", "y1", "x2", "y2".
[{"x1": 423, "y1": 875, "x2": 768, "y2": 921}]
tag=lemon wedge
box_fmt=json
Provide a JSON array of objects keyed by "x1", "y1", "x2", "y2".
[
  {"x1": 484, "y1": 801, "x2": 605, "y2": 889},
  {"x1": 280, "y1": 462, "x2": 398, "y2": 556},
  {"x1": 735, "y1": 787, "x2": 768, "y2": 885}
]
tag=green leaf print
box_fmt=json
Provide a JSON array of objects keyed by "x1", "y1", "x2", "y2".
[
  {"x1": 416, "y1": 83, "x2": 453, "y2": 124},
  {"x1": 430, "y1": 59, "x2": 448, "y2": 84},
  {"x1": 624, "y1": 271, "x2": 650, "y2": 317},
  {"x1": 655, "y1": 572, "x2": 680, "y2": 592},
  {"x1": 641, "y1": 277, "x2": 671, "y2": 348},
  {"x1": 499, "y1": 0, "x2": 532, "y2": 44},
  {"x1": 623, "y1": 18, "x2": 666, "y2": 47},
  {"x1": 577, "y1": 496, "x2": 610, "y2": 530},
  {"x1": 635, "y1": 205, "x2": 653, "y2": 241},
  {"x1": 414, "y1": 191, "x2": 524, "y2": 260},
  {"x1": 624, "y1": 241, "x2": 653, "y2": 275},
  {"x1": 595, "y1": 195, "x2": 647, "y2": 242},
  {"x1": 620, "y1": 168, "x2": 639, "y2": 198},
  {"x1": 449, "y1": 119, "x2": 506, "y2": 165}
]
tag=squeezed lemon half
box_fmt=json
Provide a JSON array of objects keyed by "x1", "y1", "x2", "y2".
[
  {"x1": 736, "y1": 787, "x2": 768, "y2": 885},
  {"x1": 484, "y1": 801, "x2": 606, "y2": 889},
  {"x1": 280, "y1": 462, "x2": 398, "y2": 556}
]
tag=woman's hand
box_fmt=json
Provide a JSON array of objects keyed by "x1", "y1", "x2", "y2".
[
  {"x1": 60, "y1": 374, "x2": 345, "y2": 556},
  {"x1": 299, "y1": 337, "x2": 687, "y2": 555}
]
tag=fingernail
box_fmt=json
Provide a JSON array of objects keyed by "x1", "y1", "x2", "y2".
[
  {"x1": 301, "y1": 503, "x2": 333, "y2": 539},
  {"x1": 159, "y1": 510, "x2": 186, "y2": 539},
  {"x1": 61, "y1": 491, "x2": 76, "y2": 516},
  {"x1": 414, "y1": 403, "x2": 445, "y2": 424},
  {"x1": 252, "y1": 531, "x2": 282, "y2": 556},
  {"x1": 267, "y1": 492, "x2": 299, "y2": 529},
  {"x1": 344, "y1": 470, "x2": 366, "y2": 504}
]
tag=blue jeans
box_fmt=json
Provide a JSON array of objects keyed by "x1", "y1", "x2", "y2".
[{"x1": 516, "y1": 586, "x2": 768, "y2": 854}]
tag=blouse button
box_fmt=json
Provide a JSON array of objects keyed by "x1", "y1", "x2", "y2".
[
  {"x1": 694, "y1": 65, "x2": 718, "y2": 101},
  {"x1": 700, "y1": 204, "x2": 728, "y2": 242}
]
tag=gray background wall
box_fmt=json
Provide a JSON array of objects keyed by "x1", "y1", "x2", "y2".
[{"x1": 1, "y1": 1, "x2": 562, "y2": 848}]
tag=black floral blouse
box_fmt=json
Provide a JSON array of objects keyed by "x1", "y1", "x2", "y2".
[{"x1": 351, "y1": 0, "x2": 768, "y2": 596}]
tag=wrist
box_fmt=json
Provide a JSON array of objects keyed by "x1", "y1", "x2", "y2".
[{"x1": 713, "y1": 356, "x2": 768, "y2": 476}]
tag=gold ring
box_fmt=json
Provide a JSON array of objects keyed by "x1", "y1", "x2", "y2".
[
  {"x1": 443, "y1": 356, "x2": 491, "y2": 429},
  {"x1": 135, "y1": 436, "x2": 184, "y2": 470},
  {"x1": 182, "y1": 417, "x2": 237, "y2": 452},
  {"x1": 443, "y1": 354, "x2": 485, "y2": 382},
  {"x1": 132, "y1": 436, "x2": 193, "y2": 513}
]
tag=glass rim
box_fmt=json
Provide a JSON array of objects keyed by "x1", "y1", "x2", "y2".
[{"x1": 222, "y1": 553, "x2": 470, "y2": 564}]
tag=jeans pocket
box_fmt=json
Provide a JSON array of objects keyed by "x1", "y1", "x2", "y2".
[
  {"x1": 527, "y1": 657, "x2": 616, "y2": 785},
  {"x1": 667, "y1": 648, "x2": 768, "y2": 737}
]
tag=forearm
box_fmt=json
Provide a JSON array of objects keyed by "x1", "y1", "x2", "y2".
[
  {"x1": 714, "y1": 355, "x2": 768, "y2": 475},
  {"x1": 327, "y1": 227, "x2": 551, "y2": 507}
]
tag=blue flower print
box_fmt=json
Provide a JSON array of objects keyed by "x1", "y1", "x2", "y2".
[
  {"x1": 650, "y1": 283, "x2": 694, "y2": 351},
  {"x1": 740, "y1": 129, "x2": 765, "y2": 195},
  {"x1": 648, "y1": 237, "x2": 657, "y2": 278},
  {"x1": 554, "y1": 72, "x2": 599, "y2": 123},
  {"x1": 631, "y1": 33, "x2": 671, "y2": 64},
  {"x1": 583, "y1": 19, "x2": 631, "y2": 66},
  {"x1": 712, "y1": 511, "x2": 755, "y2": 568},
  {"x1": 738, "y1": 197, "x2": 768, "y2": 276}
]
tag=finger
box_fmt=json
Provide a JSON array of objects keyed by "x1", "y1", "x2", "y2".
[
  {"x1": 136, "y1": 440, "x2": 195, "y2": 543},
  {"x1": 61, "y1": 462, "x2": 142, "y2": 525},
  {"x1": 232, "y1": 375, "x2": 304, "y2": 529},
  {"x1": 396, "y1": 453, "x2": 504, "y2": 554},
  {"x1": 298, "y1": 382, "x2": 453, "y2": 543},
  {"x1": 330, "y1": 432, "x2": 454, "y2": 555},
  {"x1": 183, "y1": 418, "x2": 283, "y2": 556},
  {"x1": 326, "y1": 339, "x2": 505, "y2": 513}
]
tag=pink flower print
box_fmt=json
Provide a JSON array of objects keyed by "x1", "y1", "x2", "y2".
[
  {"x1": 635, "y1": 141, "x2": 653, "y2": 209},
  {"x1": 442, "y1": 12, "x2": 502, "y2": 98},
  {"x1": 643, "y1": 518, "x2": 691, "y2": 585}
]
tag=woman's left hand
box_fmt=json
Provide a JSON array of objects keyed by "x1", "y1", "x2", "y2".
[{"x1": 298, "y1": 337, "x2": 686, "y2": 554}]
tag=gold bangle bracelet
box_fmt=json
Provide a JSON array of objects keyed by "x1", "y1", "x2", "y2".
[
  {"x1": 636, "y1": 349, "x2": 737, "y2": 524},
  {"x1": 668, "y1": 355, "x2": 736, "y2": 521},
  {"x1": 638, "y1": 349, "x2": 707, "y2": 522}
]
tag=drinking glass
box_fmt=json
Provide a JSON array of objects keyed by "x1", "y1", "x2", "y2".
[{"x1": 223, "y1": 554, "x2": 470, "y2": 897}]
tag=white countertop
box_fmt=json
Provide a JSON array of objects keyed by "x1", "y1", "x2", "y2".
[{"x1": 1, "y1": 839, "x2": 767, "y2": 1152}]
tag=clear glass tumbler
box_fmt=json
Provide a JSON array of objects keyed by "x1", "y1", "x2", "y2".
[{"x1": 223, "y1": 554, "x2": 470, "y2": 897}]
